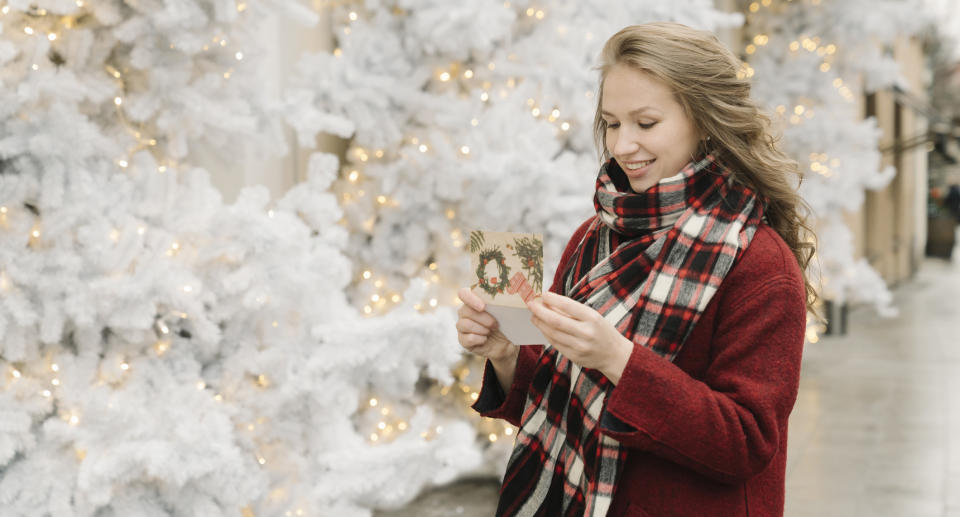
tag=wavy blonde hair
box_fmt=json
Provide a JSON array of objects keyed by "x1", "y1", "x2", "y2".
[{"x1": 594, "y1": 22, "x2": 818, "y2": 314}]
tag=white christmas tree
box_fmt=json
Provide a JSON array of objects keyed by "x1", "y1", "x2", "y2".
[
  {"x1": 0, "y1": 1, "x2": 484, "y2": 515},
  {"x1": 738, "y1": 0, "x2": 932, "y2": 320}
]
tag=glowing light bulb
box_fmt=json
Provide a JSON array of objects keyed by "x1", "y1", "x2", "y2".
[{"x1": 24, "y1": 27, "x2": 34, "y2": 35}]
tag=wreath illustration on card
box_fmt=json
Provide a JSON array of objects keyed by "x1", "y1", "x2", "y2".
[{"x1": 470, "y1": 230, "x2": 542, "y2": 300}]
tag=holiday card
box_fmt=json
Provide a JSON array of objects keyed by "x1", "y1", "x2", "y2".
[{"x1": 468, "y1": 230, "x2": 547, "y2": 345}]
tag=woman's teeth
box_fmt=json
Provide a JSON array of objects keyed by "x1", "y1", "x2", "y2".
[{"x1": 625, "y1": 159, "x2": 655, "y2": 170}]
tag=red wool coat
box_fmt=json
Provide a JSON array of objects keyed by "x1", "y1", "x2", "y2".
[{"x1": 473, "y1": 218, "x2": 807, "y2": 516}]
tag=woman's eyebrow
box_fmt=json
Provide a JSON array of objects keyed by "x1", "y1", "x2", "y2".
[{"x1": 601, "y1": 107, "x2": 658, "y2": 117}]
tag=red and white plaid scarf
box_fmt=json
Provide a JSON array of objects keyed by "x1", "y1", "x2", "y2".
[{"x1": 496, "y1": 154, "x2": 763, "y2": 516}]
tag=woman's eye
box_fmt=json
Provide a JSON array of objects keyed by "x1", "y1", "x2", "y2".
[
  {"x1": 606, "y1": 122, "x2": 620, "y2": 129},
  {"x1": 638, "y1": 122, "x2": 657, "y2": 129}
]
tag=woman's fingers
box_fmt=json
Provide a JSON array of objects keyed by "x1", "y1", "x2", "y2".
[
  {"x1": 456, "y1": 318, "x2": 491, "y2": 336},
  {"x1": 529, "y1": 299, "x2": 584, "y2": 338},
  {"x1": 457, "y1": 287, "x2": 485, "y2": 312},
  {"x1": 458, "y1": 303, "x2": 499, "y2": 331}
]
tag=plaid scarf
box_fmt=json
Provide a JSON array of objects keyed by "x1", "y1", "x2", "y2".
[{"x1": 496, "y1": 154, "x2": 763, "y2": 516}]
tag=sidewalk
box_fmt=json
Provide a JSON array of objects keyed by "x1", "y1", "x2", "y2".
[{"x1": 378, "y1": 254, "x2": 960, "y2": 517}]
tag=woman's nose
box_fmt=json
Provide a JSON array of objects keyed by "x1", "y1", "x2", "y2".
[{"x1": 611, "y1": 128, "x2": 639, "y2": 156}]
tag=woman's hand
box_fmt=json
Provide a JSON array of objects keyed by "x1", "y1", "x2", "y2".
[
  {"x1": 528, "y1": 291, "x2": 633, "y2": 383},
  {"x1": 456, "y1": 287, "x2": 518, "y2": 364}
]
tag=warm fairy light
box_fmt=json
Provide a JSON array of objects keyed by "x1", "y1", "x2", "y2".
[
  {"x1": 794, "y1": 105, "x2": 805, "y2": 115},
  {"x1": 114, "y1": 97, "x2": 122, "y2": 106},
  {"x1": 235, "y1": 52, "x2": 244, "y2": 60},
  {"x1": 489, "y1": 433, "x2": 498, "y2": 442},
  {"x1": 224, "y1": 71, "x2": 232, "y2": 79},
  {"x1": 789, "y1": 41, "x2": 800, "y2": 51},
  {"x1": 363, "y1": 305, "x2": 373, "y2": 314},
  {"x1": 535, "y1": 10, "x2": 544, "y2": 19},
  {"x1": 439, "y1": 71, "x2": 451, "y2": 81},
  {"x1": 48, "y1": 33, "x2": 57, "y2": 41},
  {"x1": 531, "y1": 107, "x2": 541, "y2": 117},
  {"x1": 428, "y1": 262, "x2": 438, "y2": 270},
  {"x1": 376, "y1": 195, "x2": 387, "y2": 204},
  {"x1": 118, "y1": 160, "x2": 128, "y2": 168},
  {"x1": 429, "y1": 298, "x2": 438, "y2": 307},
  {"x1": 504, "y1": 427, "x2": 514, "y2": 435},
  {"x1": 819, "y1": 63, "x2": 830, "y2": 72},
  {"x1": 109, "y1": 229, "x2": 120, "y2": 242},
  {"x1": 182, "y1": 285, "x2": 193, "y2": 293},
  {"x1": 362, "y1": 270, "x2": 372, "y2": 279},
  {"x1": 24, "y1": 27, "x2": 34, "y2": 35},
  {"x1": 371, "y1": 294, "x2": 380, "y2": 302},
  {"x1": 749, "y1": 2, "x2": 760, "y2": 12},
  {"x1": 418, "y1": 144, "x2": 428, "y2": 153},
  {"x1": 154, "y1": 340, "x2": 170, "y2": 355},
  {"x1": 369, "y1": 398, "x2": 378, "y2": 407},
  {"x1": 197, "y1": 381, "x2": 206, "y2": 390},
  {"x1": 333, "y1": 48, "x2": 342, "y2": 57},
  {"x1": 370, "y1": 433, "x2": 379, "y2": 442},
  {"x1": 470, "y1": 118, "x2": 479, "y2": 126},
  {"x1": 391, "y1": 294, "x2": 401, "y2": 303},
  {"x1": 488, "y1": 62, "x2": 495, "y2": 70},
  {"x1": 560, "y1": 122, "x2": 571, "y2": 131},
  {"x1": 51, "y1": 363, "x2": 60, "y2": 372},
  {"x1": 258, "y1": 457, "x2": 266, "y2": 465},
  {"x1": 51, "y1": 378, "x2": 60, "y2": 386},
  {"x1": 158, "y1": 165, "x2": 167, "y2": 173},
  {"x1": 471, "y1": 392, "x2": 479, "y2": 401},
  {"x1": 120, "y1": 362, "x2": 130, "y2": 371},
  {"x1": 42, "y1": 390, "x2": 52, "y2": 397},
  {"x1": 267, "y1": 210, "x2": 275, "y2": 218},
  {"x1": 348, "y1": 170, "x2": 360, "y2": 182},
  {"x1": 214, "y1": 394, "x2": 223, "y2": 402},
  {"x1": 256, "y1": 374, "x2": 269, "y2": 387},
  {"x1": 377, "y1": 422, "x2": 386, "y2": 430},
  {"x1": 237, "y1": 2, "x2": 247, "y2": 11},
  {"x1": 398, "y1": 421, "x2": 408, "y2": 431},
  {"x1": 525, "y1": 7, "x2": 534, "y2": 15},
  {"x1": 11, "y1": 369, "x2": 21, "y2": 379},
  {"x1": 271, "y1": 320, "x2": 278, "y2": 327},
  {"x1": 348, "y1": 11, "x2": 358, "y2": 20},
  {"x1": 460, "y1": 145, "x2": 470, "y2": 155},
  {"x1": 31, "y1": 228, "x2": 40, "y2": 238},
  {"x1": 75, "y1": 448, "x2": 86, "y2": 461},
  {"x1": 464, "y1": 69, "x2": 474, "y2": 79},
  {"x1": 480, "y1": 92, "x2": 489, "y2": 102},
  {"x1": 0, "y1": 206, "x2": 6, "y2": 213},
  {"x1": 745, "y1": 44, "x2": 756, "y2": 55},
  {"x1": 445, "y1": 208, "x2": 456, "y2": 219},
  {"x1": 1, "y1": 6, "x2": 9, "y2": 13}
]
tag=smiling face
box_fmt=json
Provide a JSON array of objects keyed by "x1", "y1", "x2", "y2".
[{"x1": 601, "y1": 64, "x2": 703, "y2": 193}]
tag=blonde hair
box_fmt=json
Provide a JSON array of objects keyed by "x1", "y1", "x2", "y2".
[{"x1": 594, "y1": 22, "x2": 818, "y2": 314}]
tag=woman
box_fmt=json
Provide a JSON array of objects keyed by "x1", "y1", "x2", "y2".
[{"x1": 456, "y1": 22, "x2": 816, "y2": 517}]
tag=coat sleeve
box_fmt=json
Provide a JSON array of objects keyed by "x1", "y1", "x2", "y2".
[
  {"x1": 471, "y1": 217, "x2": 595, "y2": 426},
  {"x1": 599, "y1": 259, "x2": 807, "y2": 484}
]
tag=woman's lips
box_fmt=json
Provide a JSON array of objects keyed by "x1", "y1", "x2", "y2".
[{"x1": 621, "y1": 158, "x2": 656, "y2": 176}]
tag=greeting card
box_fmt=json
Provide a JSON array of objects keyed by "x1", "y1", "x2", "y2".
[{"x1": 469, "y1": 230, "x2": 547, "y2": 345}]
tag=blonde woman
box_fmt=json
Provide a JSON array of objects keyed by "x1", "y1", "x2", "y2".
[{"x1": 457, "y1": 22, "x2": 815, "y2": 516}]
